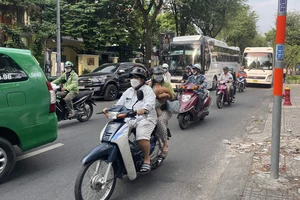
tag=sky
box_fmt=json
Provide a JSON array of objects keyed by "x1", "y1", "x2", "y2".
[{"x1": 247, "y1": 0, "x2": 300, "y2": 34}]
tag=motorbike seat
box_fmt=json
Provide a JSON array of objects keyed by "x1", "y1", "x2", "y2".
[{"x1": 72, "y1": 91, "x2": 93, "y2": 102}]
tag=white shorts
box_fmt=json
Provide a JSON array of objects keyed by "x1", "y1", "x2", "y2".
[{"x1": 136, "y1": 119, "x2": 156, "y2": 141}]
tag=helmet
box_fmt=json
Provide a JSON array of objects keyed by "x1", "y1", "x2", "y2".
[
  {"x1": 152, "y1": 66, "x2": 164, "y2": 75},
  {"x1": 192, "y1": 63, "x2": 201, "y2": 70},
  {"x1": 185, "y1": 65, "x2": 192, "y2": 70},
  {"x1": 65, "y1": 61, "x2": 74, "y2": 68},
  {"x1": 162, "y1": 63, "x2": 169, "y2": 69},
  {"x1": 228, "y1": 66, "x2": 234, "y2": 71},
  {"x1": 129, "y1": 66, "x2": 147, "y2": 80}
]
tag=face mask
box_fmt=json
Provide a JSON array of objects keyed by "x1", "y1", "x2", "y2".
[
  {"x1": 154, "y1": 74, "x2": 164, "y2": 82},
  {"x1": 163, "y1": 69, "x2": 167, "y2": 73},
  {"x1": 193, "y1": 70, "x2": 198, "y2": 75},
  {"x1": 130, "y1": 79, "x2": 141, "y2": 88},
  {"x1": 65, "y1": 68, "x2": 71, "y2": 73}
]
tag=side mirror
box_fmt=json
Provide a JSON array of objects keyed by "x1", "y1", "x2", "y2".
[
  {"x1": 137, "y1": 90, "x2": 144, "y2": 101},
  {"x1": 118, "y1": 69, "x2": 126, "y2": 75}
]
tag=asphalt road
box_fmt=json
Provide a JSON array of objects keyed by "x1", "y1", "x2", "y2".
[{"x1": 0, "y1": 86, "x2": 272, "y2": 200}]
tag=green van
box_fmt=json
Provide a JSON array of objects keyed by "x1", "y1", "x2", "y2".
[{"x1": 0, "y1": 47, "x2": 58, "y2": 183}]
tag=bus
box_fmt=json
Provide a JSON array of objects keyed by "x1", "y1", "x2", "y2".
[
  {"x1": 168, "y1": 35, "x2": 241, "y2": 90},
  {"x1": 241, "y1": 47, "x2": 274, "y2": 87}
]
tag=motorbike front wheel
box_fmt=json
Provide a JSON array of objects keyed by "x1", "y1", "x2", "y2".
[
  {"x1": 216, "y1": 94, "x2": 223, "y2": 109},
  {"x1": 75, "y1": 159, "x2": 116, "y2": 200},
  {"x1": 178, "y1": 113, "x2": 190, "y2": 130},
  {"x1": 77, "y1": 102, "x2": 94, "y2": 122}
]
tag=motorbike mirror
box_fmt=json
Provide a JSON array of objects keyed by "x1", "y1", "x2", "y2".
[{"x1": 137, "y1": 90, "x2": 144, "y2": 101}]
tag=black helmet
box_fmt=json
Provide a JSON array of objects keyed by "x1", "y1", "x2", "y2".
[
  {"x1": 223, "y1": 66, "x2": 229, "y2": 71},
  {"x1": 129, "y1": 66, "x2": 147, "y2": 80},
  {"x1": 152, "y1": 66, "x2": 164, "y2": 75}
]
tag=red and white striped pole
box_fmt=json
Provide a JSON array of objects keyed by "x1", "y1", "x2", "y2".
[{"x1": 270, "y1": 0, "x2": 287, "y2": 179}]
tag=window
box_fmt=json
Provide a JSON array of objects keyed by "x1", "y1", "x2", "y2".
[
  {"x1": 0, "y1": 54, "x2": 28, "y2": 83},
  {"x1": 119, "y1": 65, "x2": 133, "y2": 74},
  {"x1": 92, "y1": 64, "x2": 119, "y2": 73}
]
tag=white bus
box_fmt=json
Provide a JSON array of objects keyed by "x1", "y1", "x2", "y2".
[
  {"x1": 168, "y1": 35, "x2": 241, "y2": 90},
  {"x1": 242, "y1": 47, "x2": 274, "y2": 87}
]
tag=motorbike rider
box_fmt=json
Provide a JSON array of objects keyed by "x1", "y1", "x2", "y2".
[
  {"x1": 228, "y1": 66, "x2": 237, "y2": 98},
  {"x1": 52, "y1": 61, "x2": 79, "y2": 118},
  {"x1": 103, "y1": 66, "x2": 157, "y2": 174},
  {"x1": 218, "y1": 66, "x2": 235, "y2": 102},
  {"x1": 185, "y1": 63, "x2": 207, "y2": 112},
  {"x1": 238, "y1": 66, "x2": 248, "y2": 87},
  {"x1": 180, "y1": 66, "x2": 192, "y2": 83},
  {"x1": 149, "y1": 66, "x2": 175, "y2": 163},
  {"x1": 162, "y1": 63, "x2": 172, "y2": 83}
]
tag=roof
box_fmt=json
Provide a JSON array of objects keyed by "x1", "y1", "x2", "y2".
[{"x1": 0, "y1": 47, "x2": 31, "y2": 55}]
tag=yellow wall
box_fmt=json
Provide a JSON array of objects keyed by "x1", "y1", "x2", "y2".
[{"x1": 78, "y1": 54, "x2": 99, "y2": 75}]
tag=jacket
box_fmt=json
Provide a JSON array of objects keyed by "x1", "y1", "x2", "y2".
[{"x1": 52, "y1": 70, "x2": 79, "y2": 94}]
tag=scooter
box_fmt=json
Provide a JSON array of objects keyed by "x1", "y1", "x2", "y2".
[
  {"x1": 236, "y1": 73, "x2": 247, "y2": 93},
  {"x1": 177, "y1": 83, "x2": 212, "y2": 130},
  {"x1": 74, "y1": 90, "x2": 169, "y2": 200},
  {"x1": 51, "y1": 83, "x2": 96, "y2": 122},
  {"x1": 216, "y1": 81, "x2": 233, "y2": 109}
]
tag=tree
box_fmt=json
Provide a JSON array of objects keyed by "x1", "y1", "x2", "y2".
[{"x1": 135, "y1": 0, "x2": 164, "y2": 67}]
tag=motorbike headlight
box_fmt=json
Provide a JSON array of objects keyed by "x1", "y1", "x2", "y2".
[
  {"x1": 181, "y1": 95, "x2": 191, "y2": 102},
  {"x1": 108, "y1": 112, "x2": 118, "y2": 119}
]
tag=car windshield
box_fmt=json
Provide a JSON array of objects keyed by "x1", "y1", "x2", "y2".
[
  {"x1": 92, "y1": 64, "x2": 119, "y2": 73},
  {"x1": 242, "y1": 52, "x2": 273, "y2": 70}
]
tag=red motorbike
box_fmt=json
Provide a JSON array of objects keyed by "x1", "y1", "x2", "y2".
[
  {"x1": 177, "y1": 83, "x2": 212, "y2": 130},
  {"x1": 216, "y1": 81, "x2": 233, "y2": 109}
]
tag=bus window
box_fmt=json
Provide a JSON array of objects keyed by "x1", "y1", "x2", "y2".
[{"x1": 243, "y1": 52, "x2": 273, "y2": 70}]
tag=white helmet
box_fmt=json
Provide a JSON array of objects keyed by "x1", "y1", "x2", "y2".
[
  {"x1": 192, "y1": 63, "x2": 201, "y2": 70},
  {"x1": 162, "y1": 63, "x2": 169, "y2": 69}
]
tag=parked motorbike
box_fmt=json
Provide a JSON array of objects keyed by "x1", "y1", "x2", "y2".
[
  {"x1": 74, "y1": 90, "x2": 169, "y2": 200},
  {"x1": 177, "y1": 83, "x2": 212, "y2": 130},
  {"x1": 236, "y1": 73, "x2": 247, "y2": 93},
  {"x1": 51, "y1": 83, "x2": 96, "y2": 122},
  {"x1": 216, "y1": 81, "x2": 233, "y2": 109}
]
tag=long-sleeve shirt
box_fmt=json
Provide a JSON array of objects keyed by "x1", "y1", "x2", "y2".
[
  {"x1": 116, "y1": 85, "x2": 157, "y2": 123},
  {"x1": 163, "y1": 72, "x2": 171, "y2": 83},
  {"x1": 186, "y1": 74, "x2": 207, "y2": 94}
]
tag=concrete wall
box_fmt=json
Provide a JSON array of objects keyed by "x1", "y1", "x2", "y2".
[{"x1": 78, "y1": 54, "x2": 99, "y2": 75}]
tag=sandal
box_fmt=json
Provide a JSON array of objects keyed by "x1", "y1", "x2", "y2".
[{"x1": 140, "y1": 163, "x2": 151, "y2": 174}]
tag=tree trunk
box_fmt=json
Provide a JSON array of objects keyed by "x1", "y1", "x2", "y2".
[{"x1": 145, "y1": 27, "x2": 152, "y2": 69}]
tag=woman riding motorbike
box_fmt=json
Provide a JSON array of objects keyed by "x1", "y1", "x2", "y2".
[{"x1": 149, "y1": 66, "x2": 175, "y2": 162}]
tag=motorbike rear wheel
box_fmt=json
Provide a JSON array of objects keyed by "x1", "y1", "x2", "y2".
[
  {"x1": 77, "y1": 102, "x2": 93, "y2": 122},
  {"x1": 216, "y1": 94, "x2": 223, "y2": 109},
  {"x1": 178, "y1": 113, "x2": 190, "y2": 130},
  {"x1": 75, "y1": 159, "x2": 116, "y2": 200},
  {"x1": 238, "y1": 83, "x2": 243, "y2": 93}
]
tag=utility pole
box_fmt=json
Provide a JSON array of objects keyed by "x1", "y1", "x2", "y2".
[
  {"x1": 270, "y1": 0, "x2": 287, "y2": 179},
  {"x1": 56, "y1": 0, "x2": 61, "y2": 77}
]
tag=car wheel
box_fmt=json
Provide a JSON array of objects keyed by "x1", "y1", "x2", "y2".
[
  {"x1": 0, "y1": 137, "x2": 16, "y2": 184},
  {"x1": 104, "y1": 84, "x2": 118, "y2": 101}
]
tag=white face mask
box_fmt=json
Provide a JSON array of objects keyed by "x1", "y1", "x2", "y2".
[
  {"x1": 65, "y1": 68, "x2": 72, "y2": 73},
  {"x1": 130, "y1": 79, "x2": 141, "y2": 88}
]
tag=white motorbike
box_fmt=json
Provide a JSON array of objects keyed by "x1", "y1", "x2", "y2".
[{"x1": 74, "y1": 90, "x2": 170, "y2": 200}]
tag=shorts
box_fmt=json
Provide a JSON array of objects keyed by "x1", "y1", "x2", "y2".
[{"x1": 136, "y1": 119, "x2": 156, "y2": 141}]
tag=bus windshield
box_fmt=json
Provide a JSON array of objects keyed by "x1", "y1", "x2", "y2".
[
  {"x1": 169, "y1": 44, "x2": 201, "y2": 76},
  {"x1": 242, "y1": 52, "x2": 273, "y2": 70}
]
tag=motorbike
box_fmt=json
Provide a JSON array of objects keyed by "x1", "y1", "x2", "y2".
[
  {"x1": 74, "y1": 90, "x2": 169, "y2": 200},
  {"x1": 177, "y1": 83, "x2": 212, "y2": 130},
  {"x1": 51, "y1": 83, "x2": 96, "y2": 122},
  {"x1": 216, "y1": 81, "x2": 233, "y2": 109},
  {"x1": 236, "y1": 73, "x2": 247, "y2": 93}
]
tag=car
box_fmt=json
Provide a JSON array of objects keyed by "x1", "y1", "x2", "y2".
[
  {"x1": 0, "y1": 47, "x2": 58, "y2": 183},
  {"x1": 78, "y1": 62, "x2": 150, "y2": 101}
]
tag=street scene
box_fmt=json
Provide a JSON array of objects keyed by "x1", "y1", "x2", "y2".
[{"x1": 1, "y1": 0, "x2": 300, "y2": 200}]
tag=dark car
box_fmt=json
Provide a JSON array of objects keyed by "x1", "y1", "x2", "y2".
[{"x1": 78, "y1": 62, "x2": 149, "y2": 101}]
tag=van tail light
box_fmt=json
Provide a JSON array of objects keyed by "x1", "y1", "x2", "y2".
[{"x1": 46, "y1": 82, "x2": 56, "y2": 113}]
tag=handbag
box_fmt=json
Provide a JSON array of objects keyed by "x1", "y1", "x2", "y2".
[{"x1": 166, "y1": 100, "x2": 180, "y2": 114}]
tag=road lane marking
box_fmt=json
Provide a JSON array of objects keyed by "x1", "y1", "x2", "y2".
[{"x1": 17, "y1": 143, "x2": 64, "y2": 161}]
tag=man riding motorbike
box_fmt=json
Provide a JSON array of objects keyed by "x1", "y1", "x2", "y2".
[
  {"x1": 185, "y1": 64, "x2": 207, "y2": 112},
  {"x1": 149, "y1": 66, "x2": 175, "y2": 163},
  {"x1": 218, "y1": 66, "x2": 235, "y2": 102},
  {"x1": 162, "y1": 63, "x2": 171, "y2": 83},
  {"x1": 228, "y1": 66, "x2": 237, "y2": 98},
  {"x1": 180, "y1": 66, "x2": 192, "y2": 83},
  {"x1": 238, "y1": 66, "x2": 248, "y2": 87},
  {"x1": 103, "y1": 66, "x2": 157, "y2": 174},
  {"x1": 52, "y1": 61, "x2": 79, "y2": 118}
]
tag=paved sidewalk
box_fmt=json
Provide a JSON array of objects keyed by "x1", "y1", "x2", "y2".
[{"x1": 236, "y1": 85, "x2": 300, "y2": 200}]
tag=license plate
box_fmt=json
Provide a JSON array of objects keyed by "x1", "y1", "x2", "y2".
[
  {"x1": 78, "y1": 86, "x2": 85, "y2": 89},
  {"x1": 253, "y1": 80, "x2": 258, "y2": 83}
]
